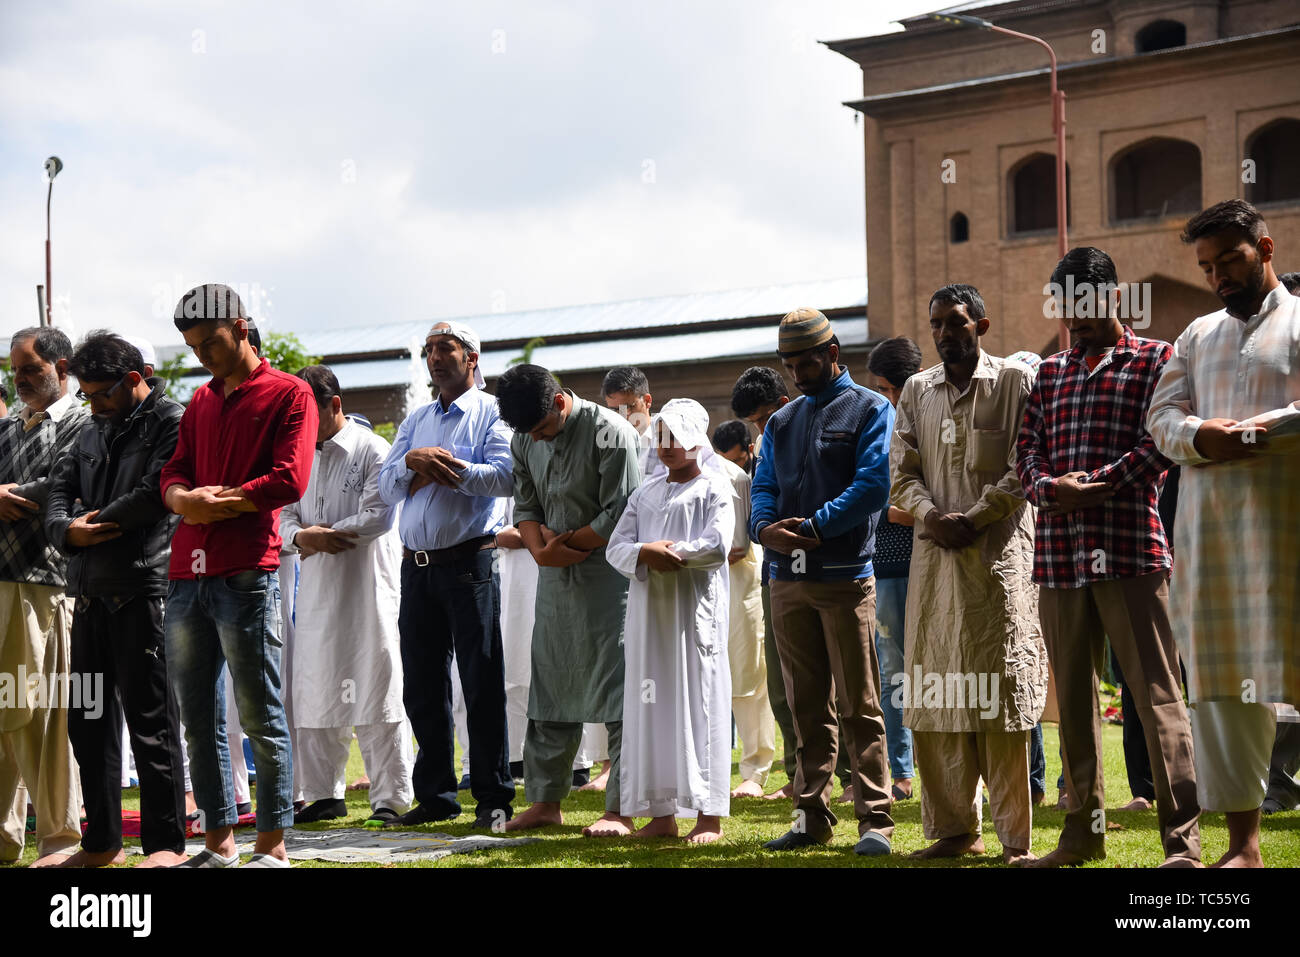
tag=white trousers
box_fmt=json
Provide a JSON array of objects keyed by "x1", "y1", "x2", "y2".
[
  {"x1": 296, "y1": 722, "x2": 414, "y2": 813},
  {"x1": 732, "y1": 683, "x2": 776, "y2": 785},
  {"x1": 1190, "y1": 700, "x2": 1277, "y2": 812}
]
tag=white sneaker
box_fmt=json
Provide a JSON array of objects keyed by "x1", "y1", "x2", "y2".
[
  {"x1": 173, "y1": 848, "x2": 240, "y2": 868},
  {"x1": 244, "y1": 853, "x2": 290, "y2": 868}
]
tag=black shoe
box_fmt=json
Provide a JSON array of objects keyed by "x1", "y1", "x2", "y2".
[
  {"x1": 763, "y1": 827, "x2": 832, "y2": 851},
  {"x1": 236, "y1": 802, "x2": 253, "y2": 817},
  {"x1": 472, "y1": 808, "x2": 512, "y2": 830},
  {"x1": 571, "y1": 768, "x2": 591, "y2": 788},
  {"x1": 365, "y1": 807, "x2": 401, "y2": 827},
  {"x1": 293, "y1": 798, "x2": 346, "y2": 824},
  {"x1": 509, "y1": 761, "x2": 524, "y2": 780},
  {"x1": 394, "y1": 803, "x2": 459, "y2": 827},
  {"x1": 457, "y1": 774, "x2": 471, "y2": 791}
]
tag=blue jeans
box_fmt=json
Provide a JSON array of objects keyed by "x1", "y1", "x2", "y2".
[
  {"x1": 165, "y1": 570, "x2": 293, "y2": 832},
  {"x1": 874, "y1": 575, "x2": 914, "y2": 781}
]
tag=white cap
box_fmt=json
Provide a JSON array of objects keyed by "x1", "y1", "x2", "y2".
[
  {"x1": 427, "y1": 321, "x2": 484, "y2": 388},
  {"x1": 122, "y1": 334, "x2": 157, "y2": 370},
  {"x1": 649, "y1": 398, "x2": 725, "y2": 479}
]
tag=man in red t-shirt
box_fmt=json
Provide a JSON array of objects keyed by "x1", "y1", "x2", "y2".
[{"x1": 160, "y1": 284, "x2": 317, "y2": 868}]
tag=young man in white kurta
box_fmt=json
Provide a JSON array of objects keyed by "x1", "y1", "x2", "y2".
[
  {"x1": 1147, "y1": 200, "x2": 1300, "y2": 868},
  {"x1": 280, "y1": 370, "x2": 414, "y2": 821},
  {"x1": 607, "y1": 399, "x2": 733, "y2": 842}
]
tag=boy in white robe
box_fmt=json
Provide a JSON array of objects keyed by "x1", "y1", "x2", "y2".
[{"x1": 607, "y1": 399, "x2": 733, "y2": 843}]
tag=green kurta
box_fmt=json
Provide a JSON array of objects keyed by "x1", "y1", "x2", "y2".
[{"x1": 512, "y1": 392, "x2": 642, "y2": 723}]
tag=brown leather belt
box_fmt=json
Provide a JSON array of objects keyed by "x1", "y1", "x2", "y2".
[{"x1": 403, "y1": 535, "x2": 495, "y2": 567}]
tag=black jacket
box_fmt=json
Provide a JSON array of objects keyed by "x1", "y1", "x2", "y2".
[{"x1": 45, "y1": 381, "x2": 184, "y2": 597}]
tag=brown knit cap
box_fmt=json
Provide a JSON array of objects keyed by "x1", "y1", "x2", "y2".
[{"x1": 777, "y1": 307, "x2": 834, "y2": 357}]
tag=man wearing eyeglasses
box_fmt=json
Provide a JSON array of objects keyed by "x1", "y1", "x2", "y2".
[
  {"x1": 0, "y1": 326, "x2": 89, "y2": 867},
  {"x1": 46, "y1": 332, "x2": 188, "y2": 867}
]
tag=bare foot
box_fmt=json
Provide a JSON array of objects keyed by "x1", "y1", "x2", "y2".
[
  {"x1": 685, "y1": 815, "x2": 723, "y2": 844},
  {"x1": 1118, "y1": 796, "x2": 1153, "y2": 811},
  {"x1": 29, "y1": 852, "x2": 77, "y2": 868},
  {"x1": 56, "y1": 848, "x2": 126, "y2": 868},
  {"x1": 348, "y1": 776, "x2": 371, "y2": 791},
  {"x1": 503, "y1": 802, "x2": 563, "y2": 832},
  {"x1": 1025, "y1": 847, "x2": 1098, "y2": 868},
  {"x1": 136, "y1": 850, "x2": 189, "y2": 868},
  {"x1": 1159, "y1": 856, "x2": 1203, "y2": 869},
  {"x1": 911, "y1": 836, "x2": 985, "y2": 859},
  {"x1": 1210, "y1": 848, "x2": 1264, "y2": 868},
  {"x1": 836, "y1": 785, "x2": 854, "y2": 804},
  {"x1": 763, "y1": 782, "x2": 793, "y2": 801},
  {"x1": 578, "y1": 762, "x2": 611, "y2": 792},
  {"x1": 730, "y1": 780, "x2": 764, "y2": 799},
  {"x1": 1003, "y1": 846, "x2": 1036, "y2": 866},
  {"x1": 582, "y1": 812, "x2": 635, "y2": 837},
  {"x1": 633, "y1": 816, "x2": 678, "y2": 839}
]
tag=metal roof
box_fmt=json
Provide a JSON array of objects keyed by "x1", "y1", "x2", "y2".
[
  {"x1": 177, "y1": 276, "x2": 868, "y2": 390},
  {"x1": 301, "y1": 276, "x2": 867, "y2": 353},
  {"x1": 179, "y1": 318, "x2": 870, "y2": 390}
]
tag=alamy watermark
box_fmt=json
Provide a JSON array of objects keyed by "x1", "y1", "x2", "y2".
[
  {"x1": 889, "y1": 667, "x2": 1000, "y2": 720},
  {"x1": 1042, "y1": 276, "x2": 1151, "y2": 329},
  {"x1": 0, "y1": 667, "x2": 103, "y2": 719}
]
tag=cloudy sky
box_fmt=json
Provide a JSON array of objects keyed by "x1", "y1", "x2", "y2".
[{"x1": 1, "y1": 0, "x2": 939, "y2": 350}]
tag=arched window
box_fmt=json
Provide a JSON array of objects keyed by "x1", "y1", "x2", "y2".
[
  {"x1": 1136, "y1": 20, "x2": 1186, "y2": 53},
  {"x1": 1008, "y1": 153, "x2": 1070, "y2": 235},
  {"x1": 1246, "y1": 118, "x2": 1300, "y2": 205},
  {"x1": 1110, "y1": 138, "x2": 1201, "y2": 223},
  {"x1": 950, "y1": 212, "x2": 969, "y2": 244}
]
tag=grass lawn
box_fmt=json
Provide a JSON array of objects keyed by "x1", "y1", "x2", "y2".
[{"x1": 16, "y1": 721, "x2": 1300, "y2": 867}]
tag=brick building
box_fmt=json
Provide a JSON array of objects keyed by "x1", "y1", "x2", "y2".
[{"x1": 828, "y1": 0, "x2": 1300, "y2": 360}]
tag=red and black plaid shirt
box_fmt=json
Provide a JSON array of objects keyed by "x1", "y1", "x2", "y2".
[{"x1": 1016, "y1": 326, "x2": 1173, "y2": 588}]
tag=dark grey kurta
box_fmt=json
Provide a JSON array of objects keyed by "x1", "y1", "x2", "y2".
[{"x1": 512, "y1": 392, "x2": 642, "y2": 723}]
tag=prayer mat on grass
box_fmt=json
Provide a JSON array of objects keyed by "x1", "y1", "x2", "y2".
[
  {"x1": 31, "y1": 810, "x2": 258, "y2": 839},
  {"x1": 130, "y1": 828, "x2": 540, "y2": 863}
]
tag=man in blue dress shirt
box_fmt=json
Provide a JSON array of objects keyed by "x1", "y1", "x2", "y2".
[{"x1": 378, "y1": 321, "x2": 515, "y2": 829}]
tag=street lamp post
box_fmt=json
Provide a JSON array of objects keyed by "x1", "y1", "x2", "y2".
[
  {"x1": 927, "y1": 13, "x2": 1069, "y2": 349},
  {"x1": 40, "y1": 156, "x2": 63, "y2": 327}
]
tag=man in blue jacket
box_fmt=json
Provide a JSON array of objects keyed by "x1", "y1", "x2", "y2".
[{"x1": 751, "y1": 308, "x2": 895, "y2": 855}]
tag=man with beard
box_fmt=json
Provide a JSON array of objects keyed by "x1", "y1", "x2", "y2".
[
  {"x1": 891, "y1": 285, "x2": 1046, "y2": 865},
  {"x1": 378, "y1": 322, "x2": 514, "y2": 829},
  {"x1": 46, "y1": 332, "x2": 188, "y2": 867},
  {"x1": 752, "y1": 309, "x2": 895, "y2": 856},
  {"x1": 1018, "y1": 249, "x2": 1200, "y2": 868},
  {"x1": 495, "y1": 364, "x2": 642, "y2": 836},
  {"x1": 1148, "y1": 199, "x2": 1300, "y2": 867},
  {"x1": 0, "y1": 327, "x2": 88, "y2": 866}
]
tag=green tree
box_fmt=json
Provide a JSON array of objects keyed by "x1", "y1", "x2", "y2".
[
  {"x1": 155, "y1": 351, "x2": 196, "y2": 402},
  {"x1": 260, "y1": 330, "x2": 322, "y2": 375},
  {"x1": 0, "y1": 357, "x2": 14, "y2": 413},
  {"x1": 374, "y1": 421, "x2": 397, "y2": 444},
  {"x1": 508, "y1": 337, "x2": 545, "y2": 367}
]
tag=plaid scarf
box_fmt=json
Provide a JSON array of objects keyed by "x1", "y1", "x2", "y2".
[{"x1": 0, "y1": 404, "x2": 91, "y2": 585}]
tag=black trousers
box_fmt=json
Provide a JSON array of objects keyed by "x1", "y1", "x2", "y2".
[
  {"x1": 67, "y1": 595, "x2": 187, "y2": 854},
  {"x1": 398, "y1": 548, "x2": 514, "y2": 818}
]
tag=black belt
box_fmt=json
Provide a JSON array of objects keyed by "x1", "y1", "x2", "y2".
[{"x1": 403, "y1": 535, "x2": 495, "y2": 567}]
